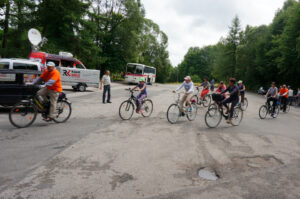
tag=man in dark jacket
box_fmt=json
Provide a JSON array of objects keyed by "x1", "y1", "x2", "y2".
[{"x1": 221, "y1": 78, "x2": 239, "y2": 124}]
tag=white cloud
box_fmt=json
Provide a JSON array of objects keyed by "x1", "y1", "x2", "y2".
[{"x1": 142, "y1": 0, "x2": 286, "y2": 66}]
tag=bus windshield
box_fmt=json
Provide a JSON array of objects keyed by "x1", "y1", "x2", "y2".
[{"x1": 126, "y1": 64, "x2": 143, "y2": 75}]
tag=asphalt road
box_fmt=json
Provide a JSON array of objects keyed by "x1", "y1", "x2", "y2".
[
  {"x1": 0, "y1": 84, "x2": 166, "y2": 193},
  {"x1": 0, "y1": 83, "x2": 300, "y2": 199}
]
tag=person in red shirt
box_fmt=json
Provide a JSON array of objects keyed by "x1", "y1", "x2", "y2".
[
  {"x1": 279, "y1": 84, "x2": 289, "y2": 112},
  {"x1": 33, "y1": 62, "x2": 62, "y2": 121},
  {"x1": 216, "y1": 81, "x2": 227, "y2": 98}
]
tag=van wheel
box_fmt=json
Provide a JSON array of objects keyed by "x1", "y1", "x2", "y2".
[{"x1": 78, "y1": 84, "x2": 86, "y2": 92}]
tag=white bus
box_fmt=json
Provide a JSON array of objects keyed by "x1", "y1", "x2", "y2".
[{"x1": 124, "y1": 63, "x2": 156, "y2": 84}]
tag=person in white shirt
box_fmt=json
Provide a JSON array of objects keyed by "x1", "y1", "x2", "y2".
[
  {"x1": 173, "y1": 76, "x2": 194, "y2": 116},
  {"x1": 288, "y1": 86, "x2": 294, "y2": 105},
  {"x1": 100, "y1": 70, "x2": 112, "y2": 104}
]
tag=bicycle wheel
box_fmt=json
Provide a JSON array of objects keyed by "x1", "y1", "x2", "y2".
[
  {"x1": 53, "y1": 101, "x2": 72, "y2": 123},
  {"x1": 141, "y1": 99, "x2": 153, "y2": 117},
  {"x1": 285, "y1": 104, "x2": 290, "y2": 113},
  {"x1": 231, "y1": 107, "x2": 243, "y2": 126},
  {"x1": 203, "y1": 94, "x2": 211, "y2": 107},
  {"x1": 119, "y1": 100, "x2": 134, "y2": 120},
  {"x1": 241, "y1": 98, "x2": 248, "y2": 111},
  {"x1": 9, "y1": 101, "x2": 37, "y2": 128},
  {"x1": 167, "y1": 104, "x2": 180, "y2": 124},
  {"x1": 259, "y1": 105, "x2": 268, "y2": 119},
  {"x1": 272, "y1": 106, "x2": 280, "y2": 118},
  {"x1": 205, "y1": 106, "x2": 222, "y2": 128},
  {"x1": 187, "y1": 104, "x2": 198, "y2": 121}
]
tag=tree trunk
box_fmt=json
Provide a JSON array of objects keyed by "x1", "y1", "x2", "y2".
[{"x1": 1, "y1": 0, "x2": 11, "y2": 57}]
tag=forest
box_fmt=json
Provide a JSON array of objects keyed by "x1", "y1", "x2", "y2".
[
  {"x1": 1, "y1": 0, "x2": 299, "y2": 89},
  {"x1": 0, "y1": 0, "x2": 172, "y2": 82},
  {"x1": 171, "y1": 0, "x2": 300, "y2": 89}
]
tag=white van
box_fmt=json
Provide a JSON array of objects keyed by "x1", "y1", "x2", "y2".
[{"x1": 0, "y1": 58, "x2": 42, "y2": 82}]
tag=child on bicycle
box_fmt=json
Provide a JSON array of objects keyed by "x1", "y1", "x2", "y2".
[
  {"x1": 132, "y1": 77, "x2": 147, "y2": 114},
  {"x1": 173, "y1": 76, "x2": 194, "y2": 116},
  {"x1": 199, "y1": 77, "x2": 210, "y2": 101}
]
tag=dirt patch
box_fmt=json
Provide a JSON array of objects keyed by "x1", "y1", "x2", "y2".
[
  {"x1": 110, "y1": 173, "x2": 134, "y2": 190},
  {"x1": 232, "y1": 155, "x2": 283, "y2": 171}
]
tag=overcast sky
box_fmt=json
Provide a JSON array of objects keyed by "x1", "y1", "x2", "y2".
[{"x1": 142, "y1": 0, "x2": 286, "y2": 66}]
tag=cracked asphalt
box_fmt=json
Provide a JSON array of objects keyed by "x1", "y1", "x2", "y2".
[{"x1": 0, "y1": 83, "x2": 300, "y2": 199}]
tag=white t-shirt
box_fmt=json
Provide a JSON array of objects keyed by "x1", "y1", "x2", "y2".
[
  {"x1": 102, "y1": 75, "x2": 111, "y2": 86},
  {"x1": 288, "y1": 89, "x2": 293, "y2": 97},
  {"x1": 176, "y1": 81, "x2": 194, "y2": 94}
]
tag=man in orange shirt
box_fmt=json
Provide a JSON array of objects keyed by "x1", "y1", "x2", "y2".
[
  {"x1": 33, "y1": 62, "x2": 62, "y2": 121},
  {"x1": 279, "y1": 84, "x2": 289, "y2": 112}
]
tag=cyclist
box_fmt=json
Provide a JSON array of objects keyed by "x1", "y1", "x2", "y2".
[
  {"x1": 216, "y1": 81, "x2": 227, "y2": 98},
  {"x1": 173, "y1": 76, "x2": 194, "y2": 116},
  {"x1": 199, "y1": 77, "x2": 210, "y2": 101},
  {"x1": 33, "y1": 62, "x2": 62, "y2": 121},
  {"x1": 238, "y1": 80, "x2": 246, "y2": 105},
  {"x1": 221, "y1": 78, "x2": 239, "y2": 124},
  {"x1": 265, "y1": 82, "x2": 278, "y2": 116},
  {"x1": 132, "y1": 77, "x2": 147, "y2": 114},
  {"x1": 279, "y1": 84, "x2": 288, "y2": 112}
]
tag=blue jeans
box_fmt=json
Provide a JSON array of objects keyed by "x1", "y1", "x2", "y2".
[{"x1": 103, "y1": 85, "x2": 111, "y2": 103}]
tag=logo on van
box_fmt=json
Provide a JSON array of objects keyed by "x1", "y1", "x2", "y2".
[{"x1": 63, "y1": 69, "x2": 80, "y2": 78}]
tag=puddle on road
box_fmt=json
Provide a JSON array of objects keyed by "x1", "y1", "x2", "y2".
[{"x1": 198, "y1": 167, "x2": 219, "y2": 181}]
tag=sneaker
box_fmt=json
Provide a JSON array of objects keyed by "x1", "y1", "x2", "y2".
[
  {"x1": 107, "y1": 101, "x2": 112, "y2": 103},
  {"x1": 226, "y1": 119, "x2": 232, "y2": 124},
  {"x1": 138, "y1": 110, "x2": 142, "y2": 114}
]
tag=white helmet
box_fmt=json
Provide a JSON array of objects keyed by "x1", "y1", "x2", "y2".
[{"x1": 47, "y1": 62, "x2": 55, "y2": 67}]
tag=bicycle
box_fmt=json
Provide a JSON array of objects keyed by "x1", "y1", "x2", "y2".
[
  {"x1": 167, "y1": 92, "x2": 198, "y2": 124},
  {"x1": 119, "y1": 89, "x2": 153, "y2": 120},
  {"x1": 205, "y1": 93, "x2": 243, "y2": 128},
  {"x1": 278, "y1": 97, "x2": 290, "y2": 113},
  {"x1": 237, "y1": 96, "x2": 248, "y2": 111},
  {"x1": 259, "y1": 98, "x2": 280, "y2": 119},
  {"x1": 191, "y1": 87, "x2": 211, "y2": 108},
  {"x1": 9, "y1": 92, "x2": 72, "y2": 128}
]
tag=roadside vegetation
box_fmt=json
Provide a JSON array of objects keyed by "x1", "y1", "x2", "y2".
[
  {"x1": 0, "y1": 0, "x2": 299, "y2": 88},
  {"x1": 171, "y1": 0, "x2": 300, "y2": 89}
]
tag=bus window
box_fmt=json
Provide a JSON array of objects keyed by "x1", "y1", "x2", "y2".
[
  {"x1": 144, "y1": 67, "x2": 156, "y2": 74},
  {"x1": 126, "y1": 64, "x2": 136, "y2": 74},
  {"x1": 136, "y1": 65, "x2": 143, "y2": 74}
]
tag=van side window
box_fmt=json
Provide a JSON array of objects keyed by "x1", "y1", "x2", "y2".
[
  {"x1": 26, "y1": 64, "x2": 38, "y2": 70},
  {"x1": 61, "y1": 60, "x2": 73, "y2": 68},
  {"x1": 46, "y1": 60, "x2": 59, "y2": 67},
  {"x1": 0, "y1": 62, "x2": 9, "y2": 69},
  {"x1": 76, "y1": 64, "x2": 85, "y2": 69},
  {"x1": 13, "y1": 63, "x2": 27, "y2": 70},
  {"x1": 13, "y1": 63, "x2": 38, "y2": 70}
]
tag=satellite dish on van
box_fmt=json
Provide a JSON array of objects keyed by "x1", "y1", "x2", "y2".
[{"x1": 28, "y1": 28, "x2": 42, "y2": 46}]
